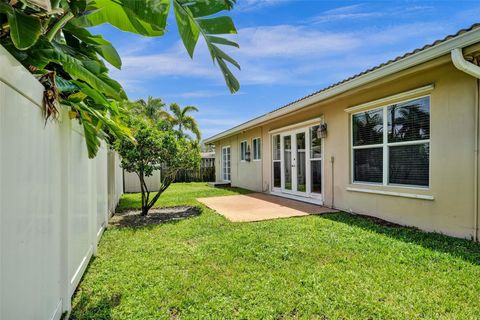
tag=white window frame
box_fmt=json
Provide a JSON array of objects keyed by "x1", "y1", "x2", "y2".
[
  {"x1": 252, "y1": 137, "x2": 262, "y2": 161},
  {"x1": 240, "y1": 140, "x2": 247, "y2": 162},
  {"x1": 350, "y1": 95, "x2": 431, "y2": 189}
]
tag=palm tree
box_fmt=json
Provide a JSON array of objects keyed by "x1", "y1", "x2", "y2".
[
  {"x1": 129, "y1": 96, "x2": 170, "y2": 123},
  {"x1": 169, "y1": 103, "x2": 201, "y2": 141}
]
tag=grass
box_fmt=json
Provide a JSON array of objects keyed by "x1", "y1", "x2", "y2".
[{"x1": 71, "y1": 183, "x2": 480, "y2": 319}]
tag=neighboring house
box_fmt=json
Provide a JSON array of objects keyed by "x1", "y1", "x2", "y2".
[{"x1": 204, "y1": 24, "x2": 480, "y2": 241}]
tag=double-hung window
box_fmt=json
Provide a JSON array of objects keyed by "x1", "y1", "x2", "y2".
[
  {"x1": 240, "y1": 140, "x2": 247, "y2": 161},
  {"x1": 253, "y1": 138, "x2": 261, "y2": 160},
  {"x1": 352, "y1": 96, "x2": 430, "y2": 187}
]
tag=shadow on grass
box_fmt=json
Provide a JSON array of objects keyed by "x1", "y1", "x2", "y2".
[
  {"x1": 69, "y1": 257, "x2": 122, "y2": 320},
  {"x1": 116, "y1": 187, "x2": 252, "y2": 213},
  {"x1": 109, "y1": 206, "x2": 201, "y2": 229},
  {"x1": 70, "y1": 291, "x2": 122, "y2": 320},
  {"x1": 320, "y1": 212, "x2": 480, "y2": 266}
]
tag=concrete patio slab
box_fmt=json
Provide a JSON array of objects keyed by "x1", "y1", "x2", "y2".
[{"x1": 197, "y1": 193, "x2": 338, "y2": 222}]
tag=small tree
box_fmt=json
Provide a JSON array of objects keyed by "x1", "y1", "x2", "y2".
[{"x1": 115, "y1": 116, "x2": 200, "y2": 215}]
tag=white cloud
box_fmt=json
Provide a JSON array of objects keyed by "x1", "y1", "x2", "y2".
[
  {"x1": 110, "y1": 43, "x2": 221, "y2": 90},
  {"x1": 310, "y1": 4, "x2": 382, "y2": 23},
  {"x1": 310, "y1": 3, "x2": 435, "y2": 24},
  {"x1": 236, "y1": 0, "x2": 290, "y2": 11},
  {"x1": 312, "y1": 12, "x2": 383, "y2": 24},
  {"x1": 236, "y1": 25, "x2": 360, "y2": 57},
  {"x1": 324, "y1": 4, "x2": 363, "y2": 14},
  {"x1": 110, "y1": 19, "x2": 450, "y2": 90}
]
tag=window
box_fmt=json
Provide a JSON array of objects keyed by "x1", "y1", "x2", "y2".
[
  {"x1": 240, "y1": 140, "x2": 247, "y2": 161},
  {"x1": 253, "y1": 138, "x2": 261, "y2": 160},
  {"x1": 351, "y1": 96, "x2": 430, "y2": 187},
  {"x1": 272, "y1": 135, "x2": 281, "y2": 188}
]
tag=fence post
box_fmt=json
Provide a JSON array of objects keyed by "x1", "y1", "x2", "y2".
[{"x1": 59, "y1": 111, "x2": 71, "y2": 314}]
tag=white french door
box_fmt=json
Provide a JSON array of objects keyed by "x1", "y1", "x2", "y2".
[
  {"x1": 281, "y1": 129, "x2": 308, "y2": 195},
  {"x1": 272, "y1": 123, "x2": 323, "y2": 203}
]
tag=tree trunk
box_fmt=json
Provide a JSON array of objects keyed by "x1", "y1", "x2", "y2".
[{"x1": 139, "y1": 171, "x2": 149, "y2": 216}]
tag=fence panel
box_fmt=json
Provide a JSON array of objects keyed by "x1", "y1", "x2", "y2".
[
  {"x1": 0, "y1": 75, "x2": 64, "y2": 320},
  {"x1": 174, "y1": 167, "x2": 216, "y2": 183},
  {"x1": 0, "y1": 45, "x2": 122, "y2": 319}
]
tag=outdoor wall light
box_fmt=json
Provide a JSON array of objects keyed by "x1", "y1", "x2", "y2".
[
  {"x1": 246, "y1": 145, "x2": 251, "y2": 162},
  {"x1": 317, "y1": 123, "x2": 328, "y2": 139}
]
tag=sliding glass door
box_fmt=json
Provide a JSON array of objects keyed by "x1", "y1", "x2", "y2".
[{"x1": 272, "y1": 124, "x2": 323, "y2": 202}]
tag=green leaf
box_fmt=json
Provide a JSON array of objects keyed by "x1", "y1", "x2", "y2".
[
  {"x1": 73, "y1": 80, "x2": 110, "y2": 106},
  {"x1": 197, "y1": 16, "x2": 236, "y2": 35},
  {"x1": 55, "y1": 52, "x2": 122, "y2": 100},
  {"x1": 7, "y1": 9, "x2": 42, "y2": 50},
  {"x1": 64, "y1": 23, "x2": 122, "y2": 69},
  {"x1": 211, "y1": 44, "x2": 240, "y2": 69},
  {"x1": 56, "y1": 76, "x2": 80, "y2": 93},
  {"x1": 173, "y1": 0, "x2": 200, "y2": 57},
  {"x1": 216, "y1": 58, "x2": 239, "y2": 93},
  {"x1": 73, "y1": 0, "x2": 169, "y2": 37},
  {"x1": 206, "y1": 35, "x2": 239, "y2": 48},
  {"x1": 79, "y1": 110, "x2": 101, "y2": 158},
  {"x1": 172, "y1": 0, "x2": 240, "y2": 93},
  {"x1": 178, "y1": 0, "x2": 235, "y2": 18},
  {"x1": 0, "y1": 3, "x2": 13, "y2": 14},
  {"x1": 67, "y1": 91, "x2": 88, "y2": 103}
]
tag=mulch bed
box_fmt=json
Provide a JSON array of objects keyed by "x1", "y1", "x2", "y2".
[{"x1": 109, "y1": 206, "x2": 201, "y2": 228}]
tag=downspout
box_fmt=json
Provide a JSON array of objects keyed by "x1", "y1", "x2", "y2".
[{"x1": 451, "y1": 48, "x2": 480, "y2": 241}]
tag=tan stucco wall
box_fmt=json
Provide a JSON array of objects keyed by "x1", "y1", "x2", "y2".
[
  {"x1": 215, "y1": 127, "x2": 263, "y2": 191},
  {"x1": 214, "y1": 57, "x2": 479, "y2": 240}
]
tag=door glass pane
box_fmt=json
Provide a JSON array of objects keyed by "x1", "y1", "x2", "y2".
[
  {"x1": 284, "y1": 136, "x2": 292, "y2": 190},
  {"x1": 310, "y1": 126, "x2": 322, "y2": 159},
  {"x1": 296, "y1": 132, "x2": 306, "y2": 192},
  {"x1": 273, "y1": 162, "x2": 281, "y2": 188},
  {"x1": 273, "y1": 135, "x2": 280, "y2": 160},
  {"x1": 311, "y1": 160, "x2": 322, "y2": 194}
]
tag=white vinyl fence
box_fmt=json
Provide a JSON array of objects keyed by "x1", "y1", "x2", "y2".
[
  {"x1": 124, "y1": 169, "x2": 161, "y2": 193},
  {"x1": 0, "y1": 46, "x2": 123, "y2": 319}
]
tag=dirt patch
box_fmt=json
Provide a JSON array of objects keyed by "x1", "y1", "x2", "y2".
[{"x1": 109, "y1": 206, "x2": 201, "y2": 228}]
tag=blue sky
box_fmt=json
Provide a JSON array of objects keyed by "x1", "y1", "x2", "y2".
[{"x1": 94, "y1": 0, "x2": 480, "y2": 139}]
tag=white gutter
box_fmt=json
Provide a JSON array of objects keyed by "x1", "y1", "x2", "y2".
[
  {"x1": 451, "y1": 47, "x2": 480, "y2": 242},
  {"x1": 451, "y1": 48, "x2": 480, "y2": 78},
  {"x1": 204, "y1": 27, "x2": 480, "y2": 144}
]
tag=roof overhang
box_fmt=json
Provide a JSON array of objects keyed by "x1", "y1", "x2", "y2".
[{"x1": 204, "y1": 27, "x2": 480, "y2": 144}]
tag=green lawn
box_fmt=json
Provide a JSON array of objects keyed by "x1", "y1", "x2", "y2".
[{"x1": 71, "y1": 183, "x2": 480, "y2": 319}]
